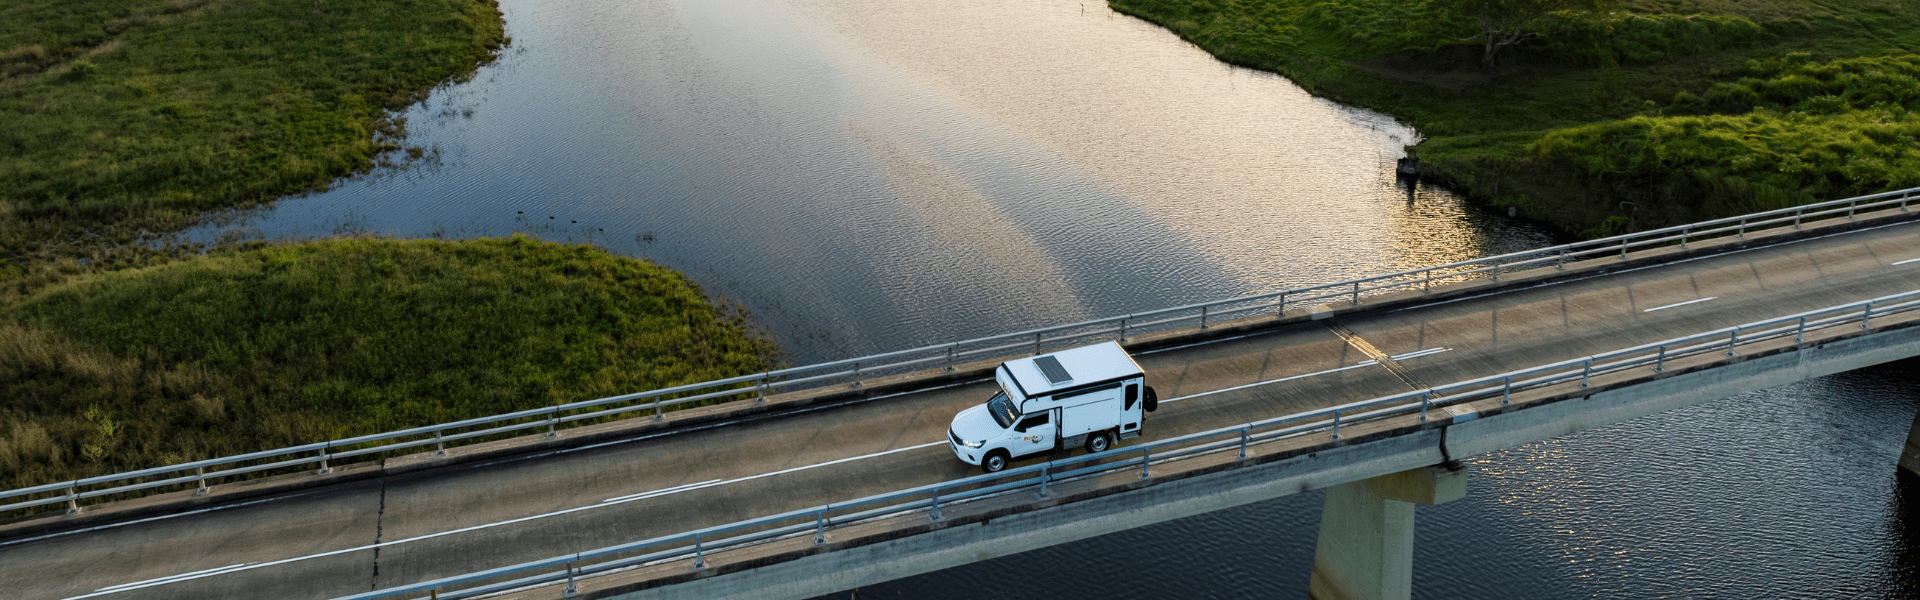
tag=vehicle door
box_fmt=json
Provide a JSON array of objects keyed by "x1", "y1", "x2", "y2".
[
  {"x1": 1120, "y1": 382, "x2": 1144, "y2": 436},
  {"x1": 1012, "y1": 410, "x2": 1056, "y2": 457}
]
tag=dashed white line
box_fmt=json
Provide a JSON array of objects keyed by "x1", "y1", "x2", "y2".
[
  {"x1": 1160, "y1": 347, "x2": 1452, "y2": 405},
  {"x1": 1643, "y1": 297, "x2": 1717, "y2": 312},
  {"x1": 1894, "y1": 257, "x2": 1920, "y2": 266}
]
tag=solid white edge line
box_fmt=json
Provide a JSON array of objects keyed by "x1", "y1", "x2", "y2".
[
  {"x1": 1894, "y1": 257, "x2": 1920, "y2": 266},
  {"x1": 1643, "y1": 297, "x2": 1718, "y2": 312},
  {"x1": 0, "y1": 492, "x2": 314, "y2": 549},
  {"x1": 95, "y1": 563, "x2": 251, "y2": 592}
]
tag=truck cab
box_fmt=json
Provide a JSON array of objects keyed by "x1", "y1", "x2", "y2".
[{"x1": 948, "y1": 341, "x2": 1157, "y2": 473}]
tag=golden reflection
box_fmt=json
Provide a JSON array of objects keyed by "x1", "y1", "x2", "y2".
[
  {"x1": 845, "y1": 114, "x2": 1091, "y2": 325},
  {"x1": 788, "y1": 0, "x2": 1444, "y2": 291}
]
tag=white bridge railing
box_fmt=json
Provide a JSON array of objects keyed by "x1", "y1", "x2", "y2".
[
  {"x1": 3, "y1": 186, "x2": 1915, "y2": 517},
  {"x1": 335, "y1": 288, "x2": 1920, "y2": 600}
]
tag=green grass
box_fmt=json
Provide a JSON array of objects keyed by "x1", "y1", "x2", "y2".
[
  {"x1": 0, "y1": 236, "x2": 781, "y2": 491},
  {"x1": 1109, "y1": 0, "x2": 1920, "y2": 235},
  {"x1": 0, "y1": 0, "x2": 505, "y2": 260}
]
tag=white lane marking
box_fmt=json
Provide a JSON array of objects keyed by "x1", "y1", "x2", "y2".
[
  {"x1": 1161, "y1": 348, "x2": 1451, "y2": 405},
  {"x1": 1643, "y1": 297, "x2": 1717, "y2": 312},
  {"x1": 605, "y1": 479, "x2": 723, "y2": 503},
  {"x1": 0, "y1": 492, "x2": 313, "y2": 549},
  {"x1": 1895, "y1": 257, "x2": 1920, "y2": 266},
  {"x1": 95, "y1": 563, "x2": 254, "y2": 593},
  {"x1": 67, "y1": 346, "x2": 1455, "y2": 597}
]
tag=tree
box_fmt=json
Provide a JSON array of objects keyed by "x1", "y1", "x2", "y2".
[{"x1": 1453, "y1": 0, "x2": 1615, "y2": 72}]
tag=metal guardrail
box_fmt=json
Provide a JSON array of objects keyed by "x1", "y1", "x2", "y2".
[
  {"x1": 336, "y1": 288, "x2": 1920, "y2": 600},
  {"x1": 4, "y1": 186, "x2": 1916, "y2": 516}
]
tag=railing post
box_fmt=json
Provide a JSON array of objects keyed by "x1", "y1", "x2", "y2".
[
  {"x1": 1419, "y1": 391, "x2": 1430, "y2": 422},
  {"x1": 1737, "y1": 218, "x2": 1747, "y2": 239},
  {"x1": 1727, "y1": 330, "x2": 1738, "y2": 357},
  {"x1": 1490, "y1": 263, "x2": 1500, "y2": 281},
  {"x1": 1038, "y1": 465, "x2": 1050, "y2": 499},
  {"x1": 1034, "y1": 333, "x2": 1042, "y2": 356},
  {"x1": 1501, "y1": 376, "x2": 1512, "y2": 406},
  {"x1": 653, "y1": 399, "x2": 663, "y2": 421},
  {"x1": 1332, "y1": 410, "x2": 1342, "y2": 440},
  {"x1": 756, "y1": 377, "x2": 768, "y2": 403},
  {"x1": 1351, "y1": 281, "x2": 1361, "y2": 305},
  {"x1": 1580, "y1": 359, "x2": 1592, "y2": 388},
  {"x1": 1239, "y1": 427, "x2": 1249, "y2": 460},
  {"x1": 946, "y1": 344, "x2": 957, "y2": 372},
  {"x1": 1557, "y1": 247, "x2": 1567, "y2": 270},
  {"x1": 815, "y1": 508, "x2": 828, "y2": 544},
  {"x1": 1863, "y1": 301, "x2": 1874, "y2": 329},
  {"x1": 1848, "y1": 200, "x2": 1856, "y2": 219},
  {"x1": 66, "y1": 482, "x2": 79, "y2": 514},
  {"x1": 1655, "y1": 345, "x2": 1667, "y2": 373},
  {"x1": 850, "y1": 362, "x2": 862, "y2": 388},
  {"x1": 1679, "y1": 227, "x2": 1689, "y2": 249},
  {"x1": 1797, "y1": 316, "x2": 1807, "y2": 344},
  {"x1": 564, "y1": 562, "x2": 578, "y2": 597},
  {"x1": 1903, "y1": 191, "x2": 1912, "y2": 212},
  {"x1": 195, "y1": 466, "x2": 209, "y2": 496},
  {"x1": 932, "y1": 487, "x2": 944, "y2": 520},
  {"x1": 692, "y1": 533, "x2": 705, "y2": 571},
  {"x1": 1200, "y1": 305, "x2": 1210, "y2": 329},
  {"x1": 434, "y1": 429, "x2": 446, "y2": 456},
  {"x1": 547, "y1": 408, "x2": 559, "y2": 437},
  {"x1": 318, "y1": 445, "x2": 331, "y2": 474},
  {"x1": 1118, "y1": 317, "x2": 1128, "y2": 342},
  {"x1": 1423, "y1": 269, "x2": 1433, "y2": 291},
  {"x1": 1794, "y1": 208, "x2": 1803, "y2": 229}
]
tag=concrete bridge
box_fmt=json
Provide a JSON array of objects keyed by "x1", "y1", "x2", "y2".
[{"x1": 4, "y1": 190, "x2": 1920, "y2": 600}]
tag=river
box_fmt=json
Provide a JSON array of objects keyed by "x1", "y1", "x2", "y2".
[{"x1": 186, "y1": 0, "x2": 1920, "y2": 596}]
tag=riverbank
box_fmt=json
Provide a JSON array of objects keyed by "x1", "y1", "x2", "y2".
[
  {"x1": 0, "y1": 236, "x2": 780, "y2": 491},
  {"x1": 0, "y1": 0, "x2": 505, "y2": 269},
  {"x1": 1108, "y1": 0, "x2": 1920, "y2": 236}
]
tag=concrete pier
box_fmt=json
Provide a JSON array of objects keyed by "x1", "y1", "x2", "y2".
[{"x1": 1308, "y1": 465, "x2": 1467, "y2": 600}]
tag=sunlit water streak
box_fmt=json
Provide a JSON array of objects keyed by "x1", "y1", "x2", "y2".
[{"x1": 175, "y1": 0, "x2": 1920, "y2": 595}]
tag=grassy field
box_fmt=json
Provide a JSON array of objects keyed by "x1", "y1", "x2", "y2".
[
  {"x1": 0, "y1": 236, "x2": 780, "y2": 491},
  {"x1": 0, "y1": 0, "x2": 505, "y2": 264},
  {"x1": 1108, "y1": 0, "x2": 1920, "y2": 235}
]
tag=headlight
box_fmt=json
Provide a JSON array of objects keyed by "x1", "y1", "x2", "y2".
[{"x1": 962, "y1": 439, "x2": 984, "y2": 448}]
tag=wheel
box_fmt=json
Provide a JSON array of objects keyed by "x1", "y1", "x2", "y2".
[
  {"x1": 983, "y1": 450, "x2": 1010, "y2": 473},
  {"x1": 1085, "y1": 431, "x2": 1111, "y2": 453},
  {"x1": 1143, "y1": 386, "x2": 1159, "y2": 412}
]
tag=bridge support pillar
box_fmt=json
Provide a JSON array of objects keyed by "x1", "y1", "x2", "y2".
[
  {"x1": 1308, "y1": 464, "x2": 1466, "y2": 600},
  {"x1": 1901, "y1": 407, "x2": 1920, "y2": 478}
]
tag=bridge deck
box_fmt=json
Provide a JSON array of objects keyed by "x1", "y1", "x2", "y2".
[{"x1": 6, "y1": 218, "x2": 1920, "y2": 600}]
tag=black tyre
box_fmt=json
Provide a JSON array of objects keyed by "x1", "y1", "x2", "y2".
[
  {"x1": 983, "y1": 450, "x2": 1010, "y2": 473},
  {"x1": 1143, "y1": 386, "x2": 1159, "y2": 412},
  {"x1": 1085, "y1": 431, "x2": 1112, "y2": 453}
]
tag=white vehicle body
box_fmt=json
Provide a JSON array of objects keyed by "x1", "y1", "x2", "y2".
[{"x1": 948, "y1": 341, "x2": 1156, "y2": 472}]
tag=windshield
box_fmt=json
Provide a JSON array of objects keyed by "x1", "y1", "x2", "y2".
[{"x1": 986, "y1": 391, "x2": 1020, "y2": 429}]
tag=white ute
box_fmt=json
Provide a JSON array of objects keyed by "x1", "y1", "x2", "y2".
[{"x1": 948, "y1": 341, "x2": 1158, "y2": 473}]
